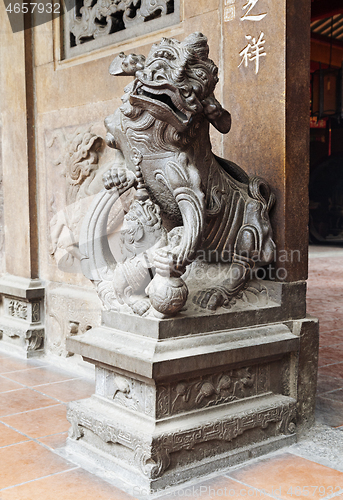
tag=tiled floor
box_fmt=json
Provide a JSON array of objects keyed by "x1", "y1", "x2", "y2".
[
  {"x1": 0, "y1": 245, "x2": 342, "y2": 499},
  {"x1": 307, "y1": 246, "x2": 343, "y2": 428}
]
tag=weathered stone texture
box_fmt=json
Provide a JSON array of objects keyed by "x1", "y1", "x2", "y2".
[
  {"x1": 65, "y1": 313, "x2": 318, "y2": 493},
  {"x1": 46, "y1": 284, "x2": 101, "y2": 357},
  {"x1": 0, "y1": 276, "x2": 45, "y2": 357}
]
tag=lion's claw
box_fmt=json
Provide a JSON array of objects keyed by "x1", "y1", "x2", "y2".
[
  {"x1": 193, "y1": 287, "x2": 227, "y2": 310},
  {"x1": 103, "y1": 167, "x2": 136, "y2": 193}
]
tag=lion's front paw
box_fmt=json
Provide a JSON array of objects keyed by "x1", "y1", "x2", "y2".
[
  {"x1": 103, "y1": 167, "x2": 136, "y2": 194},
  {"x1": 130, "y1": 299, "x2": 150, "y2": 316},
  {"x1": 192, "y1": 287, "x2": 229, "y2": 311}
]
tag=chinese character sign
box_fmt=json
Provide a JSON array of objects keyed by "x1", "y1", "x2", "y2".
[
  {"x1": 224, "y1": 0, "x2": 268, "y2": 75},
  {"x1": 240, "y1": 0, "x2": 267, "y2": 21},
  {"x1": 238, "y1": 32, "x2": 266, "y2": 74}
]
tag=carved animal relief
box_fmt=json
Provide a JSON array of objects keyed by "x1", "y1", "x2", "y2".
[
  {"x1": 46, "y1": 125, "x2": 131, "y2": 274},
  {"x1": 80, "y1": 32, "x2": 276, "y2": 318}
]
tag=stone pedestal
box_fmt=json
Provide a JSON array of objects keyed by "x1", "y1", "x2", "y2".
[
  {"x1": 65, "y1": 281, "x2": 318, "y2": 495},
  {"x1": 0, "y1": 275, "x2": 45, "y2": 357}
]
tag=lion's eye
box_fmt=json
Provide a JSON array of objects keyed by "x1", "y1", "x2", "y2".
[
  {"x1": 154, "y1": 50, "x2": 175, "y2": 60},
  {"x1": 195, "y1": 69, "x2": 207, "y2": 81},
  {"x1": 163, "y1": 51, "x2": 175, "y2": 60}
]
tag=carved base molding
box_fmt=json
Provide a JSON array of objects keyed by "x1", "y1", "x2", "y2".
[
  {"x1": 0, "y1": 276, "x2": 45, "y2": 357},
  {"x1": 66, "y1": 394, "x2": 296, "y2": 493},
  {"x1": 64, "y1": 313, "x2": 319, "y2": 495}
]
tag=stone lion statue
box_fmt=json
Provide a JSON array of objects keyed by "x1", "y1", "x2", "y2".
[{"x1": 82, "y1": 32, "x2": 276, "y2": 317}]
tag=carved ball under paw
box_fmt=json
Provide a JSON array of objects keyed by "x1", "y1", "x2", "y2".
[{"x1": 146, "y1": 274, "x2": 188, "y2": 317}]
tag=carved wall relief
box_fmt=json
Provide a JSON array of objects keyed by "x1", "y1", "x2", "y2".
[
  {"x1": 63, "y1": 0, "x2": 180, "y2": 59},
  {"x1": 46, "y1": 125, "x2": 102, "y2": 274},
  {"x1": 47, "y1": 284, "x2": 101, "y2": 356},
  {"x1": 46, "y1": 124, "x2": 131, "y2": 275}
]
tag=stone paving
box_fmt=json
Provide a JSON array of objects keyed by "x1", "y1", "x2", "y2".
[
  {"x1": 307, "y1": 246, "x2": 343, "y2": 428},
  {"x1": 0, "y1": 245, "x2": 342, "y2": 499}
]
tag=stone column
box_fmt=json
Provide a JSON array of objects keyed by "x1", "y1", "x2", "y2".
[
  {"x1": 0, "y1": 10, "x2": 45, "y2": 356},
  {"x1": 221, "y1": 0, "x2": 311, "y2": 282}
]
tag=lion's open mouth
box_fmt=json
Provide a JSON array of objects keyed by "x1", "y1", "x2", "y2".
[
  {"x1": 130, "y1": 81, "x2": 191, "y2": 130},
  {"x1": 138, "y1": 89, "x2": 188, "y2": 122}
]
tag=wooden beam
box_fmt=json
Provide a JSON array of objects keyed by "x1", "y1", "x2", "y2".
[
  {"x1": 311, "y1": 31, "x2": 343, "y2": 49},
  {"x1": 311, "y1": 0, "x2": 343, "y2": 22}
]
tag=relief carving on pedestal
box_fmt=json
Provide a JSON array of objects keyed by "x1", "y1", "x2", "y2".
[
  {"x1": 96, "y1": 367, "x2": 155, "y2": 417},
  {"x1": 25, "y1": 329, "x2": 44, "y2": 351},
  {"x1": 80, "y1": 33, "x2": 276, "y2": 319},
  {"x1": 8, "y1": 300, "x2": 28, "y2": 320},
  {"x1": 32, "y1": 303, "x2": 40, "y2": 323},
  {"x1": 95, "y1": 365, "x2": 271, "y2": 419},
  {"x1": 151, "y1": 401, "x2": 296, "y2": 478},
  {"x1": 157, "y1": 365, "x2": 273, "y2": 418},
  {"x1": 1, "y1": 296, "x2": 45, "y2": 352}
]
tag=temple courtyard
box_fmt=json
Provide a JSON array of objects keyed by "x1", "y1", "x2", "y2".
[{"x1": 0, "y1": 245, "x2": 342, "y2": 500}]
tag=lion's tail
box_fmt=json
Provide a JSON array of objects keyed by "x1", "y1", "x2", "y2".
[{"x1": 248, "y1": 176, "x2": 276, "y2": 219}]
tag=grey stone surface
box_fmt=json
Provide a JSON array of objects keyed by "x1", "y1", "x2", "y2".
[
  {"x1": 315, "y1": 396, "x2": 343, "y2": 428},
  {"x1": 64, "y1": 316, "x2": 318, "y2": 494},
  {"x1": 65, "y1": 392, "x2": 296, "y2": 493},
  {"x1": 101, "y1": 280, "x2": 306, "y2": 338},
  {"x1": 291, "y1": 423, "x2": 343, "y2": 472},
  {"x1": 0, "y1": 275, "x2": 45, "y2": 299},
  {"x1": 316, "y1": 373, "x2": 343, "y2": 394},
  {"x1": 295, "y1": 317, "x2": 320, "y2": 433}
]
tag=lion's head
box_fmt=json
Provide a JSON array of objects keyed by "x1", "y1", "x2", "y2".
[{"x1": 109, "y1": 33, "x2": 231, "y2": 134}]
